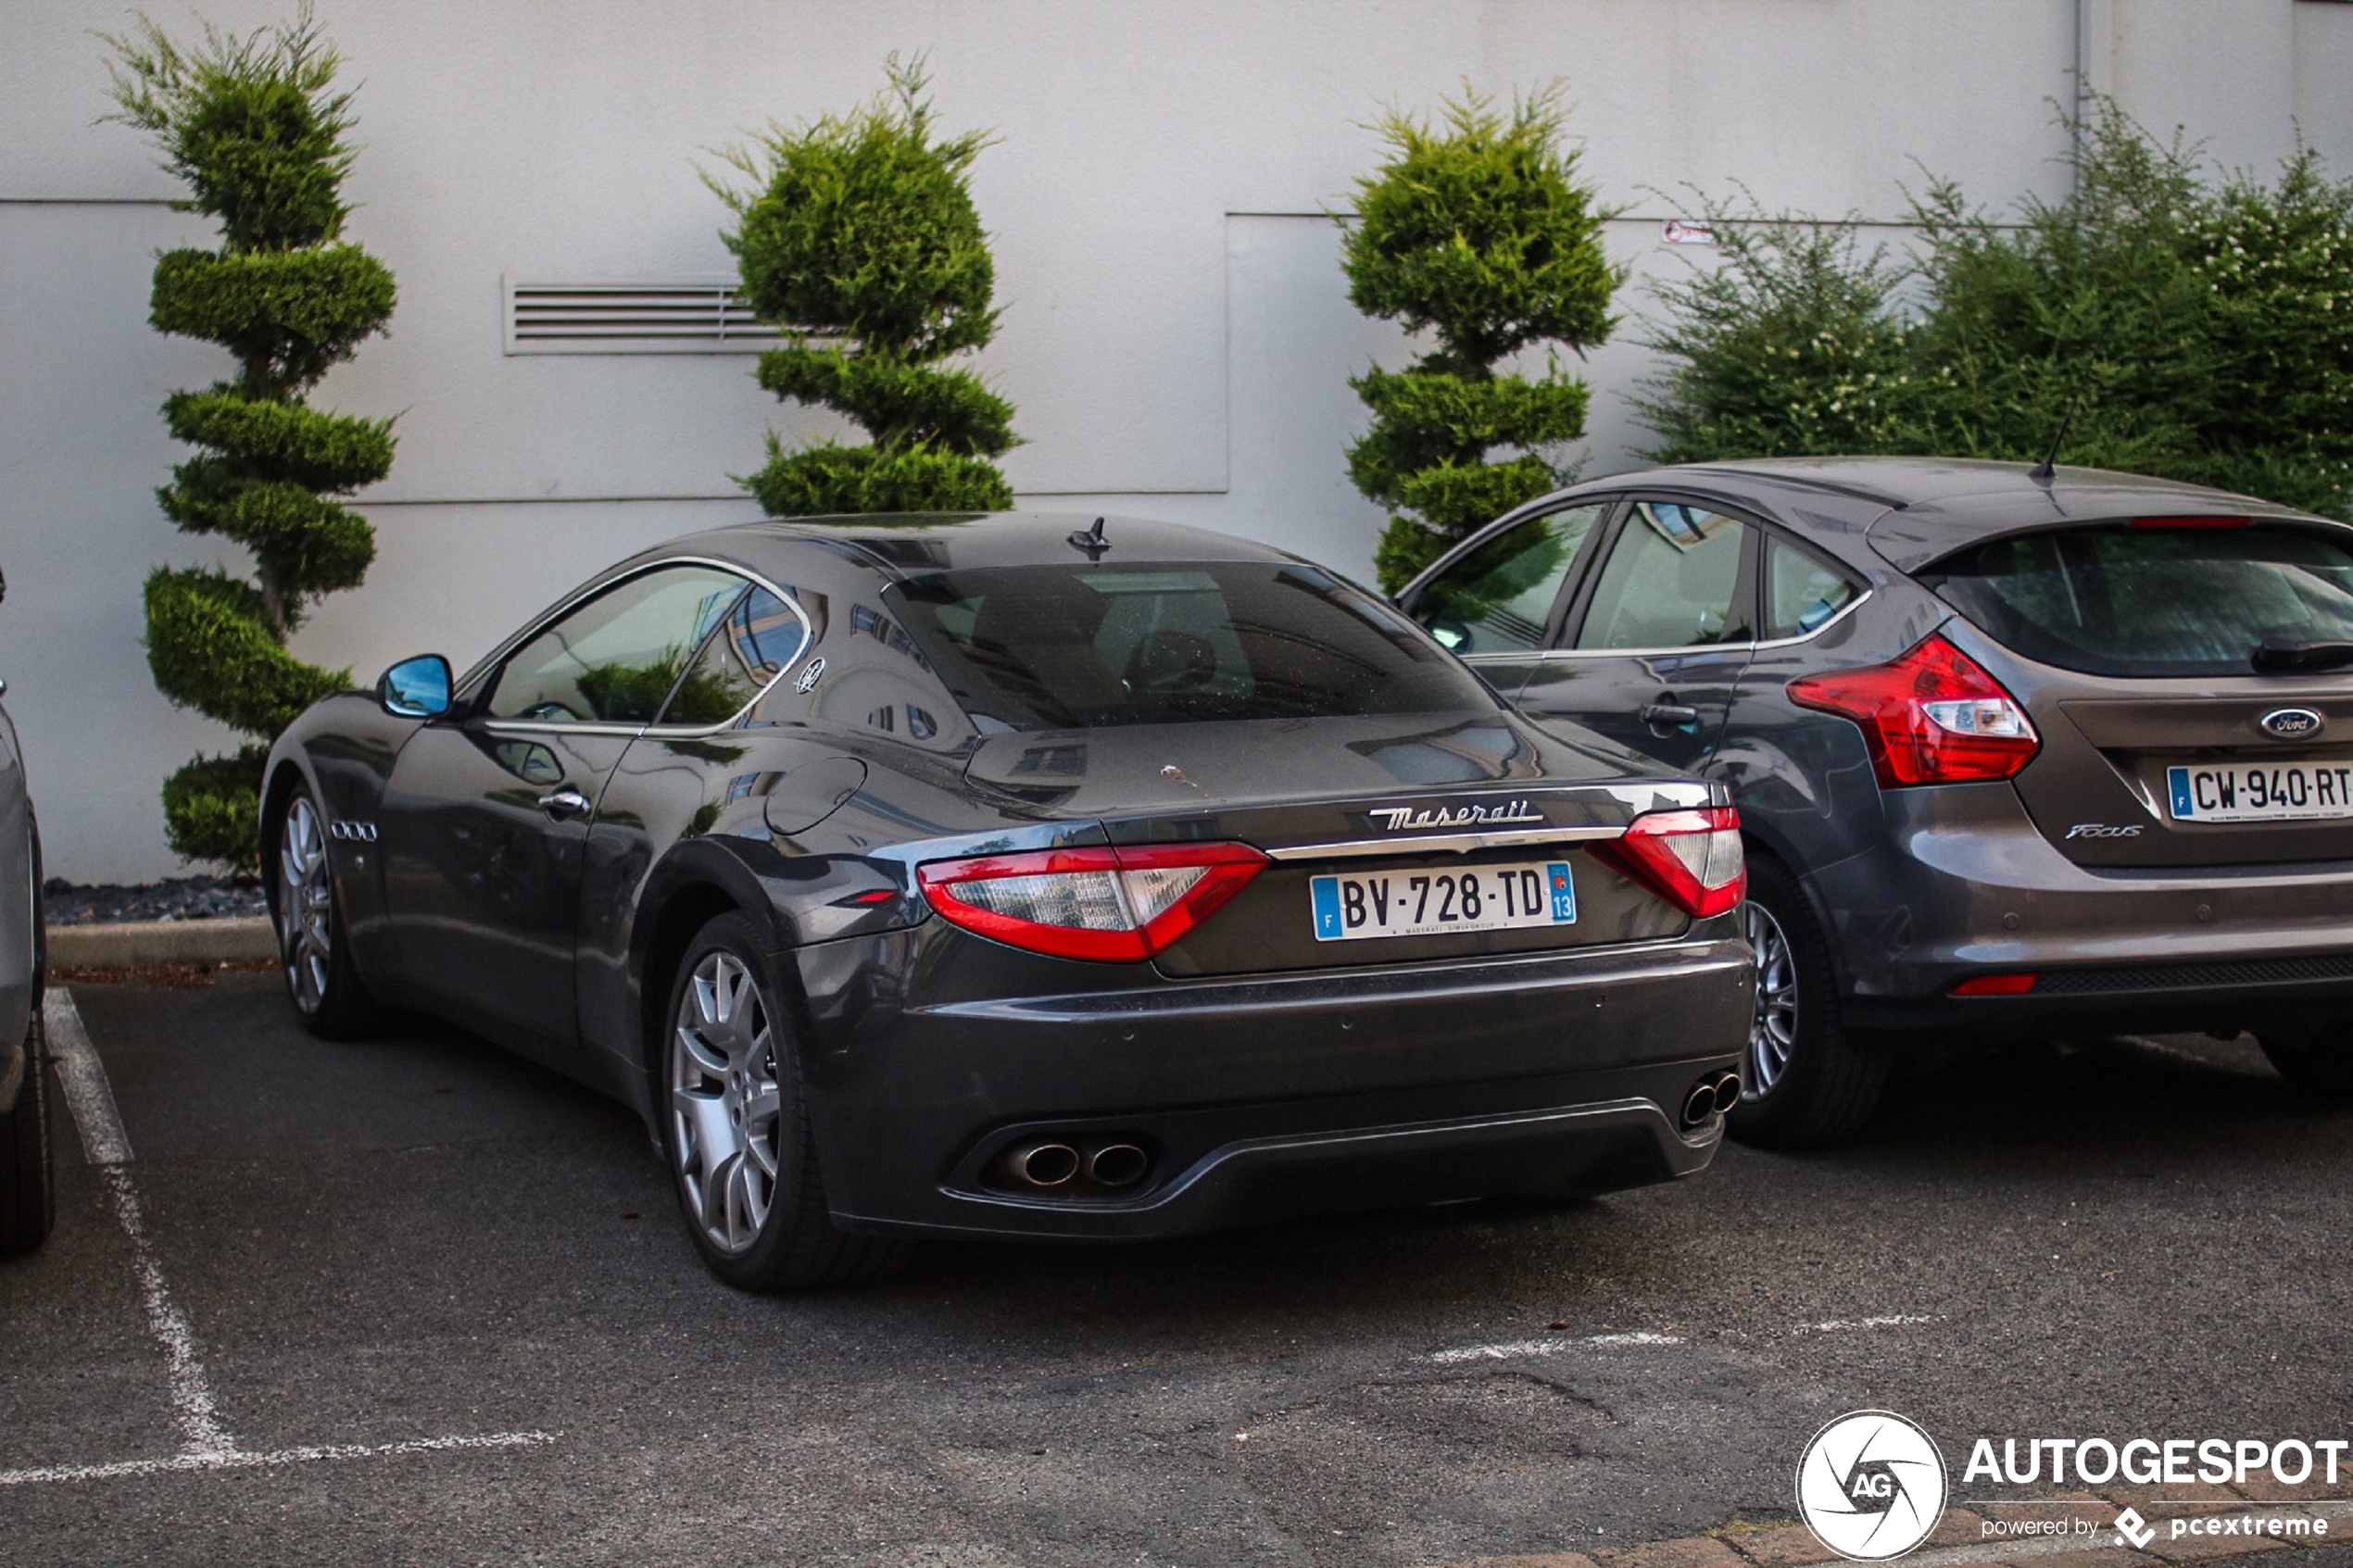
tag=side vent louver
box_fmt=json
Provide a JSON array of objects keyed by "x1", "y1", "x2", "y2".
[{"x1": 502, "y1": 277, "x2": 824, "y2": 355}]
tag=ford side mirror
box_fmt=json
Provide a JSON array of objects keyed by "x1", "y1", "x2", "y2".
[{"x1": 378, "y1": 654, "x2": 453, "y2": 719}]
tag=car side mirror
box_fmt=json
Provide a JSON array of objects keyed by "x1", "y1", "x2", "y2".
[
  {"x1": 378, "y1": 654, "x2": 453, "y2": 719},
  {"x1": 1423, "y1": 615, "x2": 1471, "y2": 652}
]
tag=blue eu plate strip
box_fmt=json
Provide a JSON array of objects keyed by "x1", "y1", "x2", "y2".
[
  {"x1": 1309, "y1": 875, "x2": 1344, "y2": 939},
  {"x1": 2167, "y1": 767, "x2": 2194, "y2": 818}
]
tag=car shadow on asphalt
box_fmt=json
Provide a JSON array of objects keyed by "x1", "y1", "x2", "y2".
[
  {"x1": 60, "y1": 974, "x2": 2340, "y2": 1339},
  {"x1": 875, "y1": 1030, "x2": 2337, "y2": 1335},
  {"x1": 1846, "y1": 1029, "x2": 2327, "y2": 1170}
]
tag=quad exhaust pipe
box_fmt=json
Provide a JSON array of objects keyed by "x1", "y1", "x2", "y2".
[
  {"x1": 1086, "y1": 1143, "x2": 1149, "y2": 1187},
  {"x1": 1680, "y1": 1071, "x2": 1743, "y2": 1129},
  {"x1": 1001, "y1": 1137, "x2": 1151, "y2": 1192},
  {"x1": 1009, "y1": 1141, "x2": 1080, "y2": 1187}
]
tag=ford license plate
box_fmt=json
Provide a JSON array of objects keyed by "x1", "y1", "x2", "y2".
[
  {"x1": 2167, "y1": 763, "x2": 2353, "y2": 823},
  {"x1": 1309, "y1": 859, "x2": 1576, "y2": 942}
]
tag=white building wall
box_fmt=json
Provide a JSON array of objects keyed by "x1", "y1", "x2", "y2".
[{"x1": 1, "y1": 0, "x2": 2346, "y2": 881}]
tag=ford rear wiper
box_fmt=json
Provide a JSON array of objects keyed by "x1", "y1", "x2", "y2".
[{"x1": 2252, "y1": 638, "x2": 2353, "y2": 672}]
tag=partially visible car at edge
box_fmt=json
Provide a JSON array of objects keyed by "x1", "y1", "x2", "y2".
[
  {"x1": 1398, "y1": 457, "x2": 2353, "y2": 1146},
  {"x1": 263, "y1": 512, "x2": 1754, "y2": 1291},
  {"x1": 0, "y1": 564, "x2": 55, "y2": 1258}
]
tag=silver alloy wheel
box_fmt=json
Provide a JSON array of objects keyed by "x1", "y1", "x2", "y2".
[
  {"x1": 670, "y1": 950, "x2": 782, "y2": 1255},
  {"x1": 277, "y1": 795, "x2": 333, "y2": 1015},
  {"x1": 1743, "y1": 899, "x2": 1799, "y2": 1098}
]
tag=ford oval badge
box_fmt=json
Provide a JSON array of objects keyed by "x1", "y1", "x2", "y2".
[{"x1": 2261, "y1": 707, "x2": 2325, "y2": 740}]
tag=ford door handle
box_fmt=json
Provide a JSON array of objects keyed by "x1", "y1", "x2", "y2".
[
  {"x1": 536, "y1": 786, "x2": 592, "y2": 821},
  {"x1": 1640, "y1": 701, "x2": 1701, "y2": 730}
]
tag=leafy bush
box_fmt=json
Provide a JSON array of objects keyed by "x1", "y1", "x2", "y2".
[
  {"x1": 1340, "y1": 84, "x2": 1622, "y2": 590},
  {"x1": 711, "y1": 56, "x2": 1016, "y2": 514},
  {"x1": 1640, "y1": 100, "x2": 2353, "y2": 518},
  {"x1": 105, "y1": 3, "x2": 395, "y2": 869}
]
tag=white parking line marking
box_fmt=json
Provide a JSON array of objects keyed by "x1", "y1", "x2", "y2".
[
  {"x1": 1791, "y1": 1313, "x2": 1940, "y2": 1334},
  {"x1": 1426, "y1": 1330, "x2": 1685, "y2": 1364},
  {"x1": 45, "y1": 989, "x2": 131, "y2": 1166},
  {"x1": 12, "y1": 990, "x2": 559, "y2": 1487},
  {"x1": 1427, "y1": 1311, "x2": 1942, "y2": 1366},
  {"x1": 101, "y1": 1161, "x2": 233, "y2": 1457},
  {"x1": 0, "y1": 1430, "x2": 558, "y2": 1487},
  {"x1": 44, "y1": 994, "x2": 228, "y2": 1453}
]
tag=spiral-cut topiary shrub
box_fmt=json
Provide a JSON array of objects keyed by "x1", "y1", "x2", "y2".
[
  {"x1": 1341, "y1": 84, "x2": 1622, "y2": 591},
  {"x1": 709, "y1": 56, "x2": 1017, "y2": 515},
  {"x1": 103, "y1": 4, "x2": 396, "y2": 871}
]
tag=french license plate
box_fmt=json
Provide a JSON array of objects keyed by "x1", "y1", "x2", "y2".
[
  {"x1": 2166, "y1": 763, "x2": 2353, "y2": 823},
  {"x1": 1309, "y1": 859, "x2": 1576, "y2": 942}
]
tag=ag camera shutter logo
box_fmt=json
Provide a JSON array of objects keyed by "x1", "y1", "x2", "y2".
[{"x1": 1796, "y1": 1410, "x2": 1949, "y2": 1561}]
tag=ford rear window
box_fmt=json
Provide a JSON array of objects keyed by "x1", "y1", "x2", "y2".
[
  {"x1": 1919, "y1": 524, "x2": 2353, "y2": 677},
  {"x1": 887, "y1": 560, "x2": 1496, "y2": 730}
]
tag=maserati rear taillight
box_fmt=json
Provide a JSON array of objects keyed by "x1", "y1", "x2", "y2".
[
  {"x1": 915, "y1": 842, "x2": 1268, "y2": 961},
  {"x1": 1786, "y1": 633, "x2": 2039, "y2": 788},
  {"x1": 1592, "y1": 807, "x2": 1746, "y2": 920}
]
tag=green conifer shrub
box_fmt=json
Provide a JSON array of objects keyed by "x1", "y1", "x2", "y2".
[
  {"x1": 1640, "y1": 100, "x2": 2353, "y2": 518},
  {"x1": 1340, "y1": 84, "x2": 1623, "y2": 591},
  {"x1": 709, "y1": 56, "x2": 1016, "y2": 515},
  {"x1": 103, "y1": 4, "x2": 396, "y2": 870}
]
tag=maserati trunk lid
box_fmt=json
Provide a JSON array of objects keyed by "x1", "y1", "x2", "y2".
[{"x1": 964, "y1": 713, "x2": 1711, "y2": 975}]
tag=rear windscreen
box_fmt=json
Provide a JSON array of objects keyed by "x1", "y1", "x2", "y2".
[
  {"x1": 886, "y1": 560, "x2": 1496, "y2": 730},
  {"x1": 1920, "y1": 525, "x2": 2353, "y2": 677}
]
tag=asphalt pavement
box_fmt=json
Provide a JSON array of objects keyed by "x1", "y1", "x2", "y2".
[{"x1": 2, "y1": 972, "x2": 2349, "y2": 1567}]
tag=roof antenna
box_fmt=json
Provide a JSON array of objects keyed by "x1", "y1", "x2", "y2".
[
  {"x1": 2027, "y1": 393, "x2": 2082, "y2": 485},
  {"x1": 1067, "y1": 516, "x2": 1110, "y2": 560}
]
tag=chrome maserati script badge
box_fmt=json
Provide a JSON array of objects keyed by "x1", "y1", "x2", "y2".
[{"x1": 1368, "y1": 798, "x2": 1544, "y2": 832}]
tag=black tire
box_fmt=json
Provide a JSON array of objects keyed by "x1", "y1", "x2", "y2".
[
  {"x1": 2256, "y1": 1026, "x2": 2353, "y2": 1102},
  {"x1": 1726, "y1": 852, "x2": 1889, "y2": 1149},
  {"x1": 661, "y1": 912, "x2": 913, "y2": 1292},
  {"x1": 273, "y1": 783, "x2": 379, "y2": 1039},
  {"x1": 0, "y1": 1005, "x2": 56, "y2": 1258}
]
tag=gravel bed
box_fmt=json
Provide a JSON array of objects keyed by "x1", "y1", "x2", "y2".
[{"x1": 42, "y1": 876, "x2": 271, "y2": 927}]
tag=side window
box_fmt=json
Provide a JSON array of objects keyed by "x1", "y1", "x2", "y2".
[
  {"x1": 488, "y1": 566, "x2": 748, "y2": 725},
  {"x1": 1574, "y1": 502, "x2": 1751, "y2": 650},
  {"x1": 1415, "y1": 503, "x2": 1605, "y2": 655},
  {"x1": 657, "y1": 586, "x2": 808, "y2": 727},
  {"x1": 1763, "y1": 537, "x2": 1861, "y2": 640}
]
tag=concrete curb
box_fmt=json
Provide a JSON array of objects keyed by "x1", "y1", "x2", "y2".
[
  {"x1": 1449, "y1": 1496, "x2": 2353, "y2": 1568},
  {"x1": 46, "y1": 916, "x2": 276, "y2": 969}
]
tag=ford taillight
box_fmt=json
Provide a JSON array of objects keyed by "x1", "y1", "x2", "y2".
[
  {"x1": 1592, "y1": 806, "x2": 1746, "y2": 920},
  {"x1": 915, "y1": 842, "x2": 1268, "y2": 961},
  {"x1": 1786, "y1": 633, "x2": 2039, "y2": 788}
]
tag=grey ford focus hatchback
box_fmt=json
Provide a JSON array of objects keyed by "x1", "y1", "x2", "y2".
[{"x1": 1399, "y1": 457, "x2": 2353, "y2": 1146}]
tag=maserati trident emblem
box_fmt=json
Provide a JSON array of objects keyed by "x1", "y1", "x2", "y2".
[
  {"x1": 2260, "y1": 708, "x2": 2324, "y2": 741},
  {"x1": 1368, "y1": 798, "x2": 1544, "y2": 833}
]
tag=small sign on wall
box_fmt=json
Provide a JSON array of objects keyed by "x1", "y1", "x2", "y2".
[{"x1": 1660, "y1": 220, "x2": 1717, "y2": 245}]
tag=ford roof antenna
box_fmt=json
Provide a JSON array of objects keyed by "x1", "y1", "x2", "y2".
[
  {"x1": 1067, "y1": 516, "x2": 1110, "y2": 559},
  {"x1": 2027, "y1": 393, "x2": 2082, "y2": 485}
]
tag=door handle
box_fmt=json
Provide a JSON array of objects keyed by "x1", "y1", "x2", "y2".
[
  {"x1": 536, "y1": 786, "x2": 592, "y2": 821},
  {"x1": 1640, "y1": 701, "x2": 1701, "y2": 729}
]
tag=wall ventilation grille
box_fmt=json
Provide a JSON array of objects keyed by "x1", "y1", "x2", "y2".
[{"x1": 503, "y1": 277, "x2": 816, "y2": 355}]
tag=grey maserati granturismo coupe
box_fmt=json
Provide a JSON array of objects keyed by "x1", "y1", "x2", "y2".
[
  {"x1": 263, "y1": 512, "x2": 1753, "y2": 1290},
  {"x1": 1400, "y1": 457, "x2": 2353, "y2": 1148}
]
